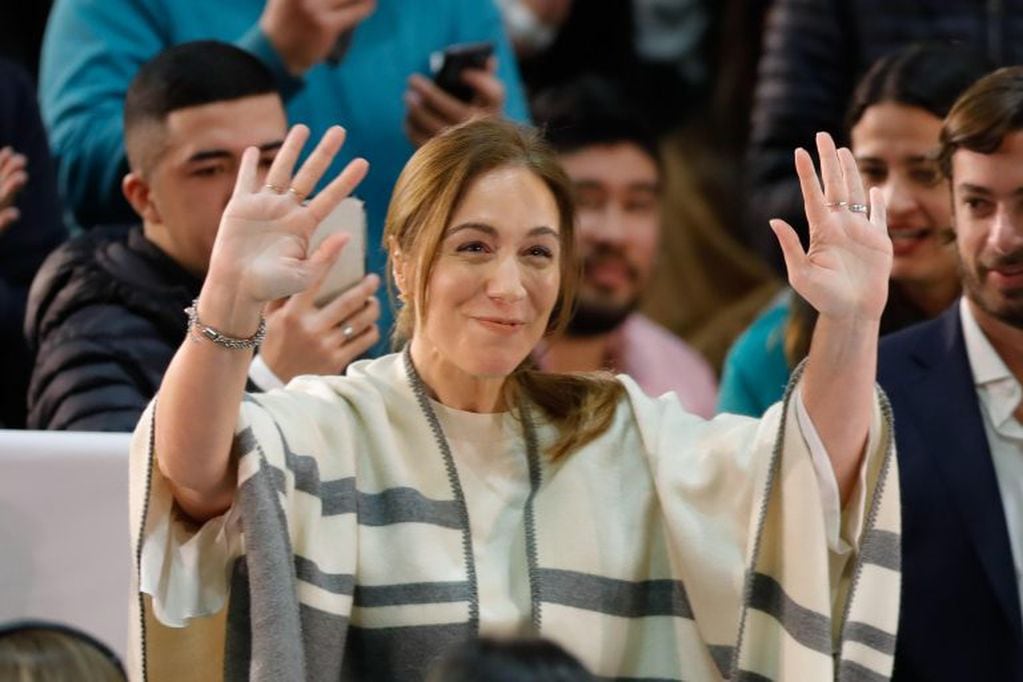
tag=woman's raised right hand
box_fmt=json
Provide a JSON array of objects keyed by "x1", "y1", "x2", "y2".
[{"x1": 204, "y1": 124, "x2": 369, "y2": 317}]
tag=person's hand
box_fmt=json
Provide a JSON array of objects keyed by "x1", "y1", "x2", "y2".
[
  {"x1": 259, "y1": 0, "x2": 376, "y2": 75},
  {"x1": 770, "y1": 132, "x2": 892, "y2": 322},
  {"x1": 260, "y1": 273, "x2": 381, "y2": 381},
  {"x1": 403, "y1": 57, "x2": 505, "y2": 147},
  {"x1": 199, "y1": 124, "x2": 369, "y2": 336},
  {"x1": 521, "y1": 0, "x2": 573, "y2": 26},
  {"x1": 0, "y1": 146, "x2": 28, "y2": 232}
]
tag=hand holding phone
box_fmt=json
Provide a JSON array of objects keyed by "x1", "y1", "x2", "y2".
[
  {"x1": 430, "y1": 42, "x2": 495, "y2": 102},
  {"x1": 306, "y1": 197, "x2": 366, "y2": 307}
]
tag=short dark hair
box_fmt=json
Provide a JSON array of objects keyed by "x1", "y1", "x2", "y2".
[
  {"x1": 939, "y1": 65, "x2": 1023, "y2": 177},
  {"x1": 124, "y1": 41, "x2": 277, "y2": 172},
  {"x1": 846, "y1": 42, "x2": 992, "y2": 132},
  {"x1": 531, "y1": 76, "x2": 660, "y2": 164}
]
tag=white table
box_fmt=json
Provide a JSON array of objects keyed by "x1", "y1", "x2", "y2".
[{"x1": 0, "y1": 430, "x2": 132, "y2": 660}]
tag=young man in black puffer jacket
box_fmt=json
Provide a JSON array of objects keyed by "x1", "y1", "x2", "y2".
[{"x1": 25, "y1": 42, "x2": 381, "y2": 431}]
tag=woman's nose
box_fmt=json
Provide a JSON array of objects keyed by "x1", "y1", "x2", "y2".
[
  {"x1": 881, "y1": 176, "x2": 916, "y2": 221},
  {"x1": 486, "y1": 253, "x2": 527, "y2": 301}
]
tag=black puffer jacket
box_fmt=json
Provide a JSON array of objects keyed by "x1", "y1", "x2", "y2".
[
  {"x1": 745, "y1": 0, "x2": 1023, "y2": 272},
  {"x1": 25, "y1": 225, "x2": 201, "y2": 431}
]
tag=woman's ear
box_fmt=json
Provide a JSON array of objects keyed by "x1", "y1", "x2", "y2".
[{"x1": 389, "y1": 239, "x2": 409, "y2": 301}]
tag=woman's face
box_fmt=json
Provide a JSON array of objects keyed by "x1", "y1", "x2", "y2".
[
  {"x1": 851, "y1": 102, "x2": 958, "y2": 287},
  {"x1": 411, "y1": 165, "x2": 562, "y2": 378}
]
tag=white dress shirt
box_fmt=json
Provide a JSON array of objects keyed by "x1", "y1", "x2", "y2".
[
  {"x1": 247, "y1": 353, "x2": 285, "y2": 391},
  {"x1": 960, "y1": 298, "x2": 1023, "y2": 619}
]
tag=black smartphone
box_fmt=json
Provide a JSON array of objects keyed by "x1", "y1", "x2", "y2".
[{"x1": 430, "y1": 42, "x2": 494, "y2": 102}]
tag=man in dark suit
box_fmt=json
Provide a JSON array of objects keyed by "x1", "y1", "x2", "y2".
[{"x1": 879, "y1": 66, "x2": 1023, "y2": 680}]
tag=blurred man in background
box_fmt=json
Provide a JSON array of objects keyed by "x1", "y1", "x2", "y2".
[{"x1": 532, "y1": 77, "x2": 717, "y2": 415}]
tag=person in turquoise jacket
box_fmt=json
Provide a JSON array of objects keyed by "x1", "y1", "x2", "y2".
[
  {"x1": 716, "y1": 290, "x2": 792, "y2": 417},
  {"x1": 39, "y1": 0, "x2": 530, "y2": 349}
]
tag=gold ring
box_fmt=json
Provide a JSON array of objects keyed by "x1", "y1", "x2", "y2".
[
  {"x1": 288, "y1": 186, "x2": 306, "y2": 202},
  {"x1": 825, "y1": 201, "x2": 848, "y2": 209},
  {"x1": 264, "y1": 183, "x2": 286, "y2": 194}
]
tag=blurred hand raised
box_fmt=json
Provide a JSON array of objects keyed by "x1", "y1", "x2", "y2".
[
  {"x1": 260, "y1": 0, "x2": 376, "y2": 75},
  {"x1": 0, "y1": 146, "x2": 28, "y2": 232}
]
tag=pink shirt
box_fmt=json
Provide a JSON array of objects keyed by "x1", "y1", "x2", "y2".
[{"x1": 536, "y1": 314, "x2": 718, "y2": 418}]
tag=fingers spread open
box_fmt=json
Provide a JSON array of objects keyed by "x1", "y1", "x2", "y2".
[
  {"x1": 306, "y1": 157, "x2": 369, "y2": 225},
  {"x1": 838, "y1": 147, "x2": 867, "y2": 207},
  {"x1": 290, "y1": 125, "x2": 347, "y2": 199},
  {"x1": 233, "y1": 146, "x2": 262, "y2": 197},
  {"x1": 816, "y1": 132, "x2": 847, "y2": 206},
  {"x1": 770, "y1": 218, "x2": 806, "y2": 281},
  {"x1": 794, "y1": 147, "x2": 827, "y2": 227},
  {"x1": 265, "y1": 124, "x2": 310, "y2": 191}
]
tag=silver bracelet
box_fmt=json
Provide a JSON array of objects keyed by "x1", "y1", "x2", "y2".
[{"x1": 184, "y1": 298, "x2": 266, "y2": 351}]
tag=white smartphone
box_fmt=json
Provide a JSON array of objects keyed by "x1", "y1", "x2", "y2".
[{"x1": 306, "y1": 197, "x2": 366, "y2": 307}]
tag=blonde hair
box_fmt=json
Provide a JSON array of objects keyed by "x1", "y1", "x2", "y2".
[
  {"x1": 0, "y1": 624, "x2": 125, "y2": 682},
  {"x1": 384, "y1": 118, "x2": 624, "y2": 459}
]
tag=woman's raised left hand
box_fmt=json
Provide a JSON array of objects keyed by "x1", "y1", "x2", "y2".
[{"x1": 770, "y1": 131, "x2": 892, "y2": 322}]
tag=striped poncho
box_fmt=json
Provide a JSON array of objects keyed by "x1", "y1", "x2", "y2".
[{"x1": 128, "y1": 353, "x2": 900, "y2": 681}]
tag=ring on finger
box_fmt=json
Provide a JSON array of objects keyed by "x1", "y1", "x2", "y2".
[
  {"x1": 341, "y1": 324, "x2": 356, "y2": 342},
  {"x1": 848, "y1": 203, "x2": 868, "y2": 214},
  {"x1": 825, "y1": 200, "x2": 848, "y2": 209},
  {"x1": 288, "y1": 186, "x2": 307, "y2": 202},
  {"x1": 264, "y1": 183, "x2": 286, "y2": 194}
]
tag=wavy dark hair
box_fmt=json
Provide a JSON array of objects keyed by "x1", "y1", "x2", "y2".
[{"x1": 846, "y1": 42, "x2": 992, "y2": 130}]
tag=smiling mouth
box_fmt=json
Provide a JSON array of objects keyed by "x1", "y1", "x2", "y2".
[
  {"x1": 992, "y1": 264, "x2": 1023, "y2": 277},
  {"x1": 473, "y1": 316, "x2": 525, "y2": 331}
]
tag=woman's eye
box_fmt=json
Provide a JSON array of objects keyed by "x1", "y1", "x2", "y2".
[
  {"x1": 525, "y1": 245, "x2": 554, "y2": 259},
  {"x1": 858, "y1": 167, "x2": 886, "y2": 185},
  {"x1": 910, "y1": 167, "x2": 942, "y2": 187},
  {"x1": 456, "y1": 241, "x2": 489, "y2": 254}
]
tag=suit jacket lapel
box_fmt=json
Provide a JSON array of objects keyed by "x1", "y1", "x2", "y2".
[{"x1": 910, "y1": 306, "x2": 1022, "y2": 636}]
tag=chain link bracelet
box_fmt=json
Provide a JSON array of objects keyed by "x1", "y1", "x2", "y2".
[{"x1": 184, "y1": 298, "x2": 266, "y2": 350}]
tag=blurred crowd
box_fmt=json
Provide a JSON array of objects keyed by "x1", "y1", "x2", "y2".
[{"x1": 2, "y1": 0, "x2": 1023, "y2": 678}]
